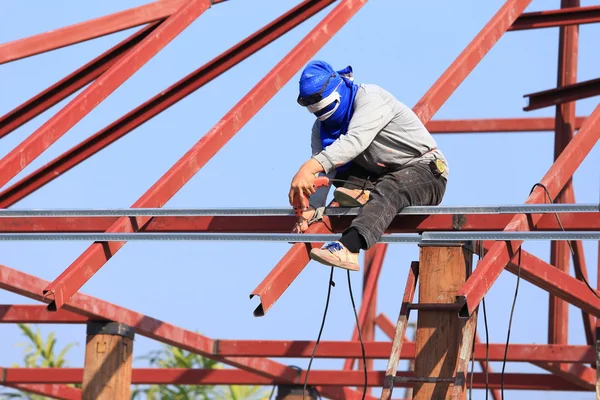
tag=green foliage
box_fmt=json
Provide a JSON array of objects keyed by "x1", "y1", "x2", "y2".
[
  {"x1": 131, "y1": 344, "x2": 272, "y2": 400},
  {"x1": 1, "y1": 324, "x2": 78, "y2": 399}
]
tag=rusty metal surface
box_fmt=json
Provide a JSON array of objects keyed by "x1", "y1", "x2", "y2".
[{"x1": 510, "y1": 4, "x2": 600, "y2": 30}]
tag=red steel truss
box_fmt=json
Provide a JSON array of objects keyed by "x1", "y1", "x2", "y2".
[{"x1": 1, "y1": 0, "x2": 600, "y2": 399}]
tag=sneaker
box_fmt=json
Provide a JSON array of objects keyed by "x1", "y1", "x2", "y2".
[
  {"x1": 334, "y1": 187, "x2": 370, "y2": 207},
  {"x1": 309, "y1": 241, "x2": 360, "y2": 271}
]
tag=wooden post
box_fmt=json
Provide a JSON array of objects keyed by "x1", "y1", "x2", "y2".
[
  {"x1": 412, "y1": 242, "x2": 473, "y2": 400},
  {"x1": 82, "y1": 321, "x2": 135, "y2": 400},
  {"x1": 275, "y1": 385, "x2": 318, "y2": 400}
]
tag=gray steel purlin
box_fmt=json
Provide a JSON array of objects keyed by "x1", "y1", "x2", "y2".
[
  {"x1": 1, "y1": 203, "x2": 594, "y2": 217},
  {"x1": 0, "y1": 0, "x2": 336, "y2": 209},
  {"x1": 509, "y1": 4, "x2": 600, "y2": 31},
  {"x1": 0, "y1": 0, "x2": 226, "y2": 64},
  {"x1": 0, "y1": 22, "x2": 162, "y2": 139},
  {"x1": 457, "y1": 100, "x2": 600, "y2": 318},
  {"x1": 0, "y1": 0, "x2": 212, "y2": 191},
  {"x1": 40, "y1": 0, "x2": 372, "y2": 316}
]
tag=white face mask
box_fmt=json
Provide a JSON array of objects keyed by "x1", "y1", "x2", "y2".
[{"x1": 305, "y1": 82, "x2": 342, "y2": 121}]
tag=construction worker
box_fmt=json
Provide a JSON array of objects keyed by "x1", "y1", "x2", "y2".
[{"x1": 289, "y1": 60, "x2": 448, "y2": 271}]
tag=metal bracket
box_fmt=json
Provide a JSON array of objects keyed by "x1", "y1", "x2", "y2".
[{"x1": 87, "y1": 321, "x2": 135, "y2": 339}]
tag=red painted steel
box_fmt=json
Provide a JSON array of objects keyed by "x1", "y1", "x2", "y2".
[
  {"x1": 0, "y1": 0, "x2": 336, "y2": 208},
  {"x1": 251, "y1": 0, "x2": 534, "y2": 317},
  {"x1": 0, "y1": 263, "x2": 368, "y2": 400},
  {"x1": 0, "y1": 22, "x2": 161, "y2": 140},
  {"x1": 457, "y1": 102, "x2": 600, "y2": 317},
  {"x1": 425, "y1": 117, "x2": 585, "y2": 133},
  {"x1": 41, "y1": 0, "x2": 370, "y2": 313},
  {"x1": 0, "y1": 0, "x2": 211, "y2": 192},
  {"x1": 524, "y1": 77, "x2": 600, "y2": 111},
  {"x1": 475, "y1": 334, "x2": 502, "y2": 400},
  {"x1": 571, "y1": 241, "x2": 595, "y2": 346},
  {"x1": 0, "y1": 368, "x2": 588, "y2": 391},
  {"x1": 3, "y1": 212, "x2": 600, "y2": 234},
  {"x1": 1, "y1": 382, "x2": 81, "y2": 400},
  {"x1": 0, "y1": 305, "x2": 89, "y2": 323},
  {"x1": 344, "y1": 243, "x2": 387, "y2": 370},
  {"x1": 549, "y1": 0, "x2": 578, "y2": 360},
  {"x1": 0, "y1": 0, "x2": 228, "y2": 64},
  {"x1": 509, "y1": 4, "x2": 600, "y2": 30},
  {"x1": 534, "y1": 362, "x2": 595, "y2": 391}
]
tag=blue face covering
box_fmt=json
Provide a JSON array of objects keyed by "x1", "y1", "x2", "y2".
[{"x1": 298, "y1": 60, "x2": 359, "y2": 172}]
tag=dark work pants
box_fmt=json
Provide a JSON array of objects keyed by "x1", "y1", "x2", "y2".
[{"x1": 333, "y1": 162, "x2": 447, "y2": 249}]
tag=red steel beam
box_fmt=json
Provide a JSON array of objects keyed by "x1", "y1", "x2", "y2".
[
  {"x1": 41, "y1": 0, "x2": 370, "y2": 313},
  {"x1": 548, "y1": 0, "x2": 578, "y2": 359},
  {"x1": 0, "y1": 0, "x2": 228, "y2": 64},
  {"x1": 0, "y1": 368, "x2": 588, "y2": 391},
  {"x1": 0, "y1": 22, "x2": 162, "y2": 140},
  {"x1": 0, "y1": 305, "x2": 90, "y2": 323},
  {"x1": 3, "y1": 212, "x2": 600, "y2": 234},
  {"x1": 1, "y1": 382, "x2": 81, "y2": 400},
  {"x1": 250, "y1": 0, "x2": 534, "y2": 316},
  {"x1": 0, "y1": 0, "x2": 212, "y2": 191},
  {"x1": 0, "y1": 0, "x2": 336, "y2": 208},
  {"x1": 524, "y1": 77, "x2": 600, "y2": 111},
  {"x1": 0, "y1": 263, "x2": 372, "y2": 400},
  {"x1": 425, "y1": 117, "x2": 585, "y2": 133},
  {"x1": 509, "y1": 4, "x2": 600, "y2": 31},
  {"x1": 457, "y1": 102, "x2": 600, "y2": 318}
]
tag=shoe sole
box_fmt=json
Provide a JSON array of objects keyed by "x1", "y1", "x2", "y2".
[
  {"x1": 333, "y1": 190, "x2": 366, "y2": 207},
  {"x1": 309, "y1": 251, "x2": 360, "y2": 271}
]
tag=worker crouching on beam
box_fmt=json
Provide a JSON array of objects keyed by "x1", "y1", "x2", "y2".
[{"x1": 289, "y1": 60, "x2": 449, "y2": 271}]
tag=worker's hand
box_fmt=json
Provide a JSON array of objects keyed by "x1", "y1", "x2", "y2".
[
  {"x1": 292, "y1": 207, "x2": 316, "y2": 233},
  {"x1": 288, "y1": 166, "x2": 317, "y2": 206}
]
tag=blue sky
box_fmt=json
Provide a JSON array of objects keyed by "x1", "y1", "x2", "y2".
[{"x1": 0, "y1": 0, "x2": 599, "y2": 398}]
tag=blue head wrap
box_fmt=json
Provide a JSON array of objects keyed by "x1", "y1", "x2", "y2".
[{"x1": 298, "y1": 60, "x2": 359, "y2": 172}]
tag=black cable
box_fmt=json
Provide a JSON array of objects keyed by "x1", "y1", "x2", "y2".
[
  {"x1": 346, "y1": 270, "x2": 367, "y2": 400},
  {"x1": 468, "y1": 320, "x2": 476, "y2": 400},
  {"x1": 303, "y1": 267, "x2": 336, "y2": 400},
  {"x1": 530, "y1": 182, "x2": 600, "y2": 300},
  {"x1": 482, "y1": 296, "x2": 489, "y2": 400},
  {"x1": 501, "y1": 246, "x2": 521, "y2": 399}
]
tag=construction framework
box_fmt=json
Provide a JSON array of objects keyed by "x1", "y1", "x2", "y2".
[{"x1": 0, "y1": 0, "x2": 599, "y2": 399}]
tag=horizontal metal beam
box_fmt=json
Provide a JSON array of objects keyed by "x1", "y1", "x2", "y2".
[
  {"x1": 4, "y1": 213, "x2": 600, "y2": 234},
  {"x1": 426, "y1": 116, "x2": 586, "y2": 133},
  {"x1": 1, "y1": 203, "x2": 597, "y2": 217},
  {"x1": 524, "y1": 77, "x2": 600, "y2": 111},
  {"x1": 0, "y1": 305, "x2": 90, "y2": 323},
  {"x1": 0, "y1": 368, "x2": 588, "y2": 391},
  {"x1": 509, "y1": 5, "x2": 600, "y2": 31},
  {"x1": 1, "y1": 231, "x2": 599, "y2": 242}
]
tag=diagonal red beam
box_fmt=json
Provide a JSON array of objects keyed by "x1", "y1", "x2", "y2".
[
  {"x1": 0, "y1": 368, "x2": 589, "y2": 391},
  {"x1": 425, "y1": 117, "x2": 585, "y2": 133},
  {"x1": 251, "y1": 0, "x2": 534, "y2": 316},
  {"x1": 3, "y1": 212, "x2": 600, "y2": 234},
  {"x1": 0, "y1": 263, "x2": 370, "y2": 400},
  {"x1": 0, "y1": 305, "x2": 90, "y2": 323},
  {"x1": 0, "y1": 0, "x2": 336, "y2": 208},
  {"x1": 0, "y1": 22, "x2": 162, "y2": 140},
  {"x1": 41, "y1": 0, "x2": 369, "y2": 313},
  {"x1": 0, "y1": 0, "x2": 229, "y2": 64},
  {"x1": 524, "y1": 77, "x2": 600, "y2": 111},
  {"x1": 570, "y1": 240, "x2": 595, "y2": 346},
  {"x1": 1, "y1": 382, "x2": 81, "y2": 400},
  {"x1": 0, "y1": 0, "x2": 212, "y2": 191},
  {"x1": 457, "y1": 102, "x2": 600, "y2": 318},
  {"x1": 509, "y1": 4, "x2": 600, "y2": 31}
]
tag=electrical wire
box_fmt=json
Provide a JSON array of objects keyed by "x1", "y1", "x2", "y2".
[
  {"x1": 482, "y1": 296, "x2": 489, "y2": 400},
  {"x1": 303, "y1": 267, "x2": 336, "y2": 400},
  {"x1": 346, "y1": 270, "x2": 367, "y2": 400},
  {"x1": 501, "y1": 247, "x2": 521, "y2": 399}
]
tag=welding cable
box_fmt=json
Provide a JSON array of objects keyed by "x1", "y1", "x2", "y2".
[
  {"x1": 468, "y1": 318, "x2": 476, "y2": 399},
  {"x1": 346, "y1": 270, "x2": 367, "y2": 400},
  {"x1": 531, "y1": 182, "x2": 600, "y2": 300},
  {"x1": 303, "y1": 267, "x2": 336, "y2": 400},
  {"x1": 501, "y1": 247, "x2": 521, "y2": 399},
  {"x1": 482, "y1": 296, "x2": 490, "y2": 399}
]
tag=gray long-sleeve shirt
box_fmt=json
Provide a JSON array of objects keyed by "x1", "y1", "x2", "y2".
[{"x1": 309, "y1": 83, "x2": 448, "y2": 208}]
